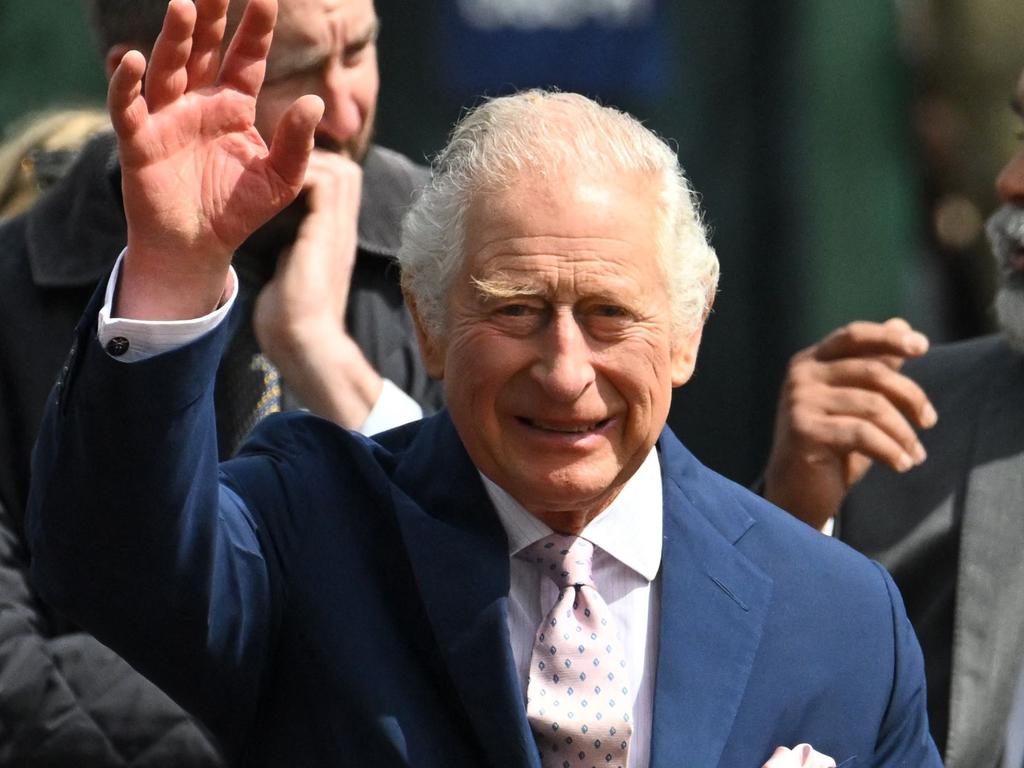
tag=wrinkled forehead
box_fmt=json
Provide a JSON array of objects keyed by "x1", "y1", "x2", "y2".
[
  {"x1": 275, "y1": 0, "x2": 376, "y2": 36},
  {"x1": 461, "y1": 168, "x2": 665, "y2": 274},
  {"x1": 226, "y1": 0, "x2": 376, "y2": 45}
]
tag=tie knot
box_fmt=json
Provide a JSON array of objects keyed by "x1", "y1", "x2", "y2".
[{"x1": 519, "y1": 534, "x2": 595, "y2": 589}]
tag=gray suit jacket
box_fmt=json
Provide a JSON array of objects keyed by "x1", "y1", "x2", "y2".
[{"x1": 841, "y1": 333, "x2": 1024, "y2": 768}]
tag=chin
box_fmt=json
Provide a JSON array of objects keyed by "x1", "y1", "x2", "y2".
[
  {"x1": 514, "y1": 463, "x2": 622, "y2": 516},
  {"x1": 996, "y1": 285, "x2": 1024, "y2": 352}
]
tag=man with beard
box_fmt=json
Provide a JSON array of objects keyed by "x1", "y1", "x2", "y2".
[
  {"x1": 761, "y1": 67, "x2": 1024, "y2": 768},
  {"x1": 0, "y1": 0, "x2": 440, "y2": 764}
]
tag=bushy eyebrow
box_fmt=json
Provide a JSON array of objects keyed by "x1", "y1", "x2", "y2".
[
  {"x1": 350, "y1": 19, "x2": 381, "y2": 48},
  {"x1": 471, "y1": 275, "x2": 546, "y2": 301},
  {"x1": 266, "y1": 18, "x2": 380, "y2": 81}
]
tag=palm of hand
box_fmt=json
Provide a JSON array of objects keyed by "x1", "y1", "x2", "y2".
[{"x1": 122, "y1": 88, "x2": 290, "y2": 260}]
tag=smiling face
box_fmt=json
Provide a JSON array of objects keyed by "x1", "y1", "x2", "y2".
[
  {"x1": 414, "y1": 170, "x2": 702, "y2": 531},
  {"x1": 254, "y1": 0, "x2": 379, "y2": 160}
]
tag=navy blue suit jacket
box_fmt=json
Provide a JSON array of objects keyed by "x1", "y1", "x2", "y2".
[{"x1": 28, "y1": 292, "x2": 940, "y2": 767}]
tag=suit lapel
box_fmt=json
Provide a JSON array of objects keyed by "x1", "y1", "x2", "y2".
[
  {"x1": 946, "y1": 351, "x2": 1024, "y2": 768},
  {"x1": 389, "y1": 412, "x2": 538, "y2": 767},
  {"x1": 649, "y1": 431, "x2": 773, "y2": 767}
]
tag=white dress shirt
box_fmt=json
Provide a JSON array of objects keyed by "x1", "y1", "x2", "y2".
[
  {"x1": 96, "y1": 251, "x2": 423, "y2": 434},
  {"x1": 483, "y1": 449, "x2": 663, "y2": 768}
]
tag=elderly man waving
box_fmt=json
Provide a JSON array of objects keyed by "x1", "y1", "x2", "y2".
[{"x1": 27, "y1": 0, "x2": 940, "y2": 765}]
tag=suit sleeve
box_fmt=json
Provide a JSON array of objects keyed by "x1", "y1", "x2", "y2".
[
  {"x1": 870, "y1": 561, "x2": 944, "y2": 766},
  {"x1": 26, "y1": 286, "x2": 281, "y2": 755}
]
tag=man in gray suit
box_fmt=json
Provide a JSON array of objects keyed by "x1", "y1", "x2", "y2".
[{"x1": 761, "y1": 66, "x2": 1024, "y2": 768}]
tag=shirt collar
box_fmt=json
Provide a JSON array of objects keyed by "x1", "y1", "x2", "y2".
[{"x1": 484, "y1": 449, "x2": 663, "y2": 582}]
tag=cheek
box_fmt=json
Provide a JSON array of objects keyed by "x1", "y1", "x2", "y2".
[
  {"x1": 605, "y1": 336, "x2": 675, "y2": 389},
  {"x1": 444, "y1": 329, "x2": 526, "y2": 398},
  {"x1": 356, "y1": 64, "x2": 380, "y2": 116}
]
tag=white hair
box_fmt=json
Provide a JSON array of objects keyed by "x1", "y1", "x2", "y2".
[{"x1": 398, "y1": 89, "x2": 719, "y2": 341}]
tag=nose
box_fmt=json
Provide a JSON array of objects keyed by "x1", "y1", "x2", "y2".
[
  {"x1": 530, "y1": 309, "x2": 596, "y2": 402},
  {"x1": 996, "y1": 147, "x2": 1024, "y2": 205},
  {"x1": 317, "y1": 60, "x2": 362, "y2": 149}
]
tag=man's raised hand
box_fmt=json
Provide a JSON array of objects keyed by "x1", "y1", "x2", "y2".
[
  {"x1": 112, "y1": 0, "x2": 323, "y2": 320},
  {"x1": 762, "y1": 318, "x2": 937, "y2": 530}
]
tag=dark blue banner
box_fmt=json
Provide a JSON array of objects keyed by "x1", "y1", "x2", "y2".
[{"x1": 435, "y1": 0, "x2": 673, "y2": 102}]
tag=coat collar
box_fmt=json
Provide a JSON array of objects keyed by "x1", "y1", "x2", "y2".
[
  {"x1": 25, "y1": 134, "x2": 427, "y2": 289},
  {"x1": 387, "y1": 413, "x2": 772, "y2": 767},
  {"x1": 388, "y1": 411, "x2": 539, "y2": 767},
  {"x1": 648, "y1": 428, "x2": 772, "y2": 768}
]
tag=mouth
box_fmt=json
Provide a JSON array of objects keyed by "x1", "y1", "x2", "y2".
[
  {"x1": 1009, "y1": 247, "x2": 1024, "y2": 273},
  {"x1": 517, "y1": 417, "x2": 612, "y2": 434}
]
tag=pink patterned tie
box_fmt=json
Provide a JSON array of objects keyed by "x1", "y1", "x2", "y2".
[{"x1": 519, "y1": 534, "x2": 633, "y2": 768}]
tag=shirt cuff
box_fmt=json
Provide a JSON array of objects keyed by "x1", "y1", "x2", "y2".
[
  {"x1": 97, "y1": 249, "x2": 238, "y2": 362},
  {"x1": 359, "y1": 379, "x2": 423, "y2": 435}
]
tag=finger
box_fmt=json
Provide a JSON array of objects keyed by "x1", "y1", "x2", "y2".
[
  {"x1": 816, "y1": 385, "x2": 927, "y2": 461},
  {"x1": 795, "y1": 406, "x2": 924, "y2": 473},
  {"x1": 108, "y1": 50, "x2": 149, "y2": 142},
  {"x1": 267, "y1": 95, "x2": 324, "y2": 191},
  {"x1": 186, "y1": 0, "x2": 230, "y2": 89},
  {"x1": 813, "y1": 319, "x2": 929, "y2": 363},
  {"x1": 792, "y1": 744, "x2": 837, "y2": 768},
  {"x1": 762, "y1": 747, "x2": 795, "y2": 768},
  {"x1": 144, "y1": 0, "x2": 197, "y2": 111},
  {"x1": 812, "y1": 358, "x2": 937, "y2": 428},
  {"x1": 302, "y1": 152, "x2": 362, "y2": 208},
  {"x1": 218, "y1": 0, "x2": 277, "y2": 99}
]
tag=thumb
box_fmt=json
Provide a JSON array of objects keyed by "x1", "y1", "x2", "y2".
[{"x1": 267, "y1": 95, "x2": 324, "y2": 190}]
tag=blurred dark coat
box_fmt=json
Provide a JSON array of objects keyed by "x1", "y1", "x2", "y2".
[
  {"x1": 841, "y1": 333, "x2": 1024, "y2": 768},
  {"x1": 0, "y1": 131, "x2": 441, "y2": 765}
]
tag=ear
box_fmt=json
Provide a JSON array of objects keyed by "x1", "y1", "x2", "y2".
[
  {"x1": 403, "y1": 289, "x2": 446, "y2": 380},
  {"x1": 671, "y1": 291, "x2": 715, "y2": 386},
  {"x1": 670, "y1": 324, "x2": 704, "y2": 387}
]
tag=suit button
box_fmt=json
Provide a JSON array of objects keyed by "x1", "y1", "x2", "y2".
[{"x1": 106, "y1": 336, "x2": 130, "y2": 357}]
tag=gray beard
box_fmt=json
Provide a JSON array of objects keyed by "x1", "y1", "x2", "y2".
[
  {"x1": 985, "y1": 205, "x2": 1024, "y2": 351},
  {"x1": 995, "y1": 286, "x2": 1024, "y2": 352}
]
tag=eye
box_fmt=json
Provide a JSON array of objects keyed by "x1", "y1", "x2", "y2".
[
  {"x1": 343, "y1": 41, "x2": 371, "y2": 67},
  {"x1": 490, "y1": 300, "x2": 547, "y2": 334},
  {"x1": 496, "y1": 303, "x2": 533, "y2": 317},
  {"x1": 581, "y1": 302, "x2": 635, "y2": 337}
]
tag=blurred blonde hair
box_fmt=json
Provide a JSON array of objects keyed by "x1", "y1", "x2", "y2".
[{"x1": 0, "y1": 108, "x2": 110, "y2": 219}]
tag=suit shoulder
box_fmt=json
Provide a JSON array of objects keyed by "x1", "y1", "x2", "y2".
[
  {"x1": 364, "y1": 144, "x2": 430, "y2": 188},
  {"x1": 233, "y1": 411, "x2": 427, "y2": 481},
  {"x1": 358, "y1": 145, "x2": 430, "y2": 258},
  {"x1": 663, "y1": 434, "x2": 880, "y2": 581},
  {"x1": 906, "y1": 334, "x2": 1011, "y2": 389}
]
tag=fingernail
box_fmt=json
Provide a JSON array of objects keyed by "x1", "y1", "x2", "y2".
[
  {"x1": 913, "y1": 442, "x2": 927, "y2": 464},
  {"x1": 920, "y1": 403, "x2": 938, "y2": 427},
  {"x1": 897, "y1": 453, "x2": 914, "y2": 472},
  {"x1": 904, "y1": 332, "x2": 928, "y2": 354}
]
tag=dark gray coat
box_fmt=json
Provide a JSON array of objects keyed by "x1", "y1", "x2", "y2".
[{"x1": 841, "y1": 333, "x2": 1024, "y2": 768}]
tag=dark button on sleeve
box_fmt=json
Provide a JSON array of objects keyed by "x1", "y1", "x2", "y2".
[{"x1": 105, "y1": 336, "x2": 130, "y2": 357}]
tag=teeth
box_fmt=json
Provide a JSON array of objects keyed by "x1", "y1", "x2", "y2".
[{"x1": 531, "y1": 420, "x2": 597, "y2": 433}]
